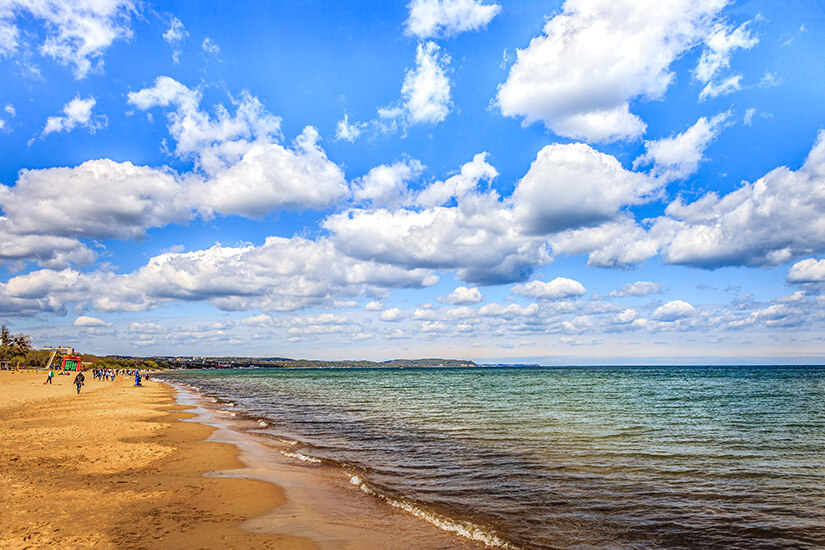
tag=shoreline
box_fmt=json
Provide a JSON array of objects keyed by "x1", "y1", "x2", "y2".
[
  {"x1": 165, "y1": 380, "x2": 491, "y2": 549},
  {"x1": 0, "y1": 371, "x2": 485, "y2": 549}
]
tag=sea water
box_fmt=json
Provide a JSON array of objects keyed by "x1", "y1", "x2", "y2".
[{"x1": 162, "y1": 366, "x2": 825, "y2": 549}]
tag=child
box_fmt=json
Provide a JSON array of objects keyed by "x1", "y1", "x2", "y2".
[{"x1": 44, "y1": 368, "x2": 54, "y2": 385}]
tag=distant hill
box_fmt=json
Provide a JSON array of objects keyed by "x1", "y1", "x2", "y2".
[{"x1": 144, "y1": 356, "x2": 477, "y2": 369}]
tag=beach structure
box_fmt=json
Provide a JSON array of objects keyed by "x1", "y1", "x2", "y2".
[
  {"x1": 40, "y1": 347, "x2": 76, "y2": 370},
  {"x1": 60, "y1": 356, "x2": 83, "y2": 371}
]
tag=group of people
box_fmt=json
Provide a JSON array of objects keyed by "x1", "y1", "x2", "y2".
[
  {"x1": 92, "y1": 368, "x2": 119, "y2": 382},
  {"x1": 43, "y1": 366, "x2": 152, "y2": 394}
]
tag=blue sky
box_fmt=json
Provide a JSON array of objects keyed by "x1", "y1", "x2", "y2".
[{"x1": 1, "y1": 0, "x2": 825, "y2": 364}]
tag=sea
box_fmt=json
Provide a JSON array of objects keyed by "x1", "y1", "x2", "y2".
[{"x1": 161, "y1": 366, "x2": 825, "y2": 549}]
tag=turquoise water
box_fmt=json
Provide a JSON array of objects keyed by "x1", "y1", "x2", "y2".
[{"x1": 164, "y1": 366, "x2": 825, "y2": 549}]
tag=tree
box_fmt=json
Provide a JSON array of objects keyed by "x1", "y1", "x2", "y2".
[
  {"x1": 1, "y1": 326, "x2": 32, "y2": 364},
  {"x1": 12, "y1": 334, "x2": 31, "y2": 357}
]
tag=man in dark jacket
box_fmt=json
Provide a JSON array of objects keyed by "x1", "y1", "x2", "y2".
[{"x1": 73, "y1": 371, "x2": 85, "y2": 394}]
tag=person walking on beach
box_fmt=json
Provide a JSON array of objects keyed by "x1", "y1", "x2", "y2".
[
  {"x1": 44, "y1": 367, "x2": 54, "y2": 385},
  {"x1": 73, "y1": 371, "x2": 85, "y2": 394},
  {"x1": 134, "y1": 370, "x2": 142, "y2": 387}
]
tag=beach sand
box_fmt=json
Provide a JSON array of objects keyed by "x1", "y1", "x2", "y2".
[{"x1": 0, "y1": 372, "x2": 484, "y2": 549}]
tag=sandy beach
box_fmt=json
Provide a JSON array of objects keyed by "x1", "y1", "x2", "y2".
[{"x1": 0, "y1": 371, "x2": 483, "y2": 549}]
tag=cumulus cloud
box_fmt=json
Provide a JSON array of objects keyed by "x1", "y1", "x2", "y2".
[
  {"x1": 74, "y1": 315, "x2": 109, "y2": 327},
  {"x1": 549, "y1": 217, "x2": 670, "y2": 268},
  {"x1": 324, "y1": 190, "x2": 548, "y2": 286},
  {"x1": 695, "y1": 21, "x2": 758, "y2": 100},
  {"x1": 440, "y1": 286, "x2": 483, "y2": 305},
  {"x1": 652, "y1": 300, "x2": 696, "y2": 321},
  {"x1": 659, "y1": 130, "x2": 825, "y2": 268},
  {"x1": 512, "y1": 143, "x2": 659, "y2": 234},
  {"x1": 0, "y1": 236, "x2": 440, "y2": 315},
  {"x1": 478, "y1": 302, "x2": 538, "y2": 318},
  {"x1": 0, "y1": 0, "x2": 136, "y2": 78},
  {"x1": 380, "y1": 41, "x2": 451, "y2": 128},
  {"x1": 0, "y1": 220, "x2": 95, "y2": 268},
  {"x1": 497, "y1": 0, "x2": 728, "y2": 142},
  {"x1": 0, "y1": 159, "x2": 190, "y2": 240},
  {"x1": 787, "y1": 259, "x2": 825, "y2": 284},
  {"x1": 552, "y1": 130, "x2": 825, "y2": 271},
  {"x1": 609, "y1": 281, "x2": 664, "y2": 297},
  {"x1": 37, "y1": 95, "x2": 107, "y2": 140},
  {"x1": 380, "y1": 308, "x2": 403, "y2": 321},
  {"x1": 634, "y1": 112, "x2": 729, "y2": 181},
  {"x1": 128, "y1": 76, "x2": 348, "y2": 217},
  {"x1": 335, "y1": 113, "x2": 364, "y2": 142},
  {"x1": 337, "y1": 40, "x2": 452, "y2": 139},
  {"x1": 352, "y1": 158, "x2": 424, "y2": 207},
  {"x1": 415, "y1": 152, "x2": 497, "y2": 208},
  {"x1": 405, "y1": 0, "x2": 501, "y2": 39},
  {"x1": 511, "y1": 277, "x2": 586, "y2": 300}
]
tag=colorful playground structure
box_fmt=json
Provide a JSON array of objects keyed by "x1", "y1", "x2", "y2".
[{"x1": 42, "y1": 347, "x2": 84, "y2": 371}]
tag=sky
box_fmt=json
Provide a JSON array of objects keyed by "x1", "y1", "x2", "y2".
[{"x1": 1, "y1": 0, "x2": 825, "y2": 364}]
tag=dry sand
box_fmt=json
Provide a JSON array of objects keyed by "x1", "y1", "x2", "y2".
[
  {"x1": 0, "y1": 371, "x2": 484, "y2": 549},
  {"x1": 0, "y1": 371, "x2": 314, "y2": 549}
]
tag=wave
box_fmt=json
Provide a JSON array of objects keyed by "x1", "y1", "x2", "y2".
[
  {"x1": 281, "y1": 450, "x2": 322, "y2": 464},
  {"x1": 347, "y1": 474, "x2": 519, "y2": 549}
]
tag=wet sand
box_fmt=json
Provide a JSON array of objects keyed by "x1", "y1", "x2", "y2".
[{"x1": 0, "y1": 372, "x2": 483, "y2": 549}]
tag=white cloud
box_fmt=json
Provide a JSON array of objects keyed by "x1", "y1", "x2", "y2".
[
  {"x1": 695, "y1": 21, "x2": 758, "y2": 100},
  {"x1": 0, "y1": 236, "x2": 440, "y2": 315},
  {"x1": 405, "y1": 0, "x2": 501, "y2": 39},
  {"x1": 201, "y1": 37, "x2": 220, "y2": 56},
  {"x1": 512, "y1": 277, "x2": 586, "y2": 300},
  {"x1": 241, "y1": 314, "x2": 273, "y2": 326},
  {"x1": 379, "y1": 41, "x2": 451, "y2": 127},
  {"x1": 74, "y1": 315, "x2": 109, "y2": 327},
  {"x1": 38, "y1": 95, "x2": 107, "y2": 140},
  {"x1": 609, "y1": 281, "x2": 664, "y2": 297},
  {"x1": 380, "y1": 308, "x2": 403, "y2": 321},
  {"x1": 743, "y1": 108, "x2": 756, "y2": 126},
  {"x1": 353, "y1": 158, "x2": 424, "y2": 207},
  {"x1": 634, "y1": 112, "x2": 729, "y2": 181},
  {"x1": 660, "y1": 130, "x2": 825, "y2": 268},
  {"x1": 652, "y1": 300, "x2": 696, "y2": 321},
  {"x1": 336, "y1": 113, "x2": 365, "y2": 142},
  {"x1": 441, "y1": 286, "x2": 483, "y2": 305},
  {"x1": 787, "y1": 259, "x2": 825, "y2": 284},
  {"x1": 478, "y1": 302, "x2": 538, "y2": 318},
  {"x1": 497, "y1": 0, "x2": 728, "y2": 142},
  {"x1": 512, "y1": 142, "x2": 659, "y2": 234},
  {"x1": 196, "y1": 126, "x2": 349, "y2": 217},
  {"x1": 0, "y1": 220, "x2": 95, "y2": 268},
  {"x1": 415, "y1": 152, "x2": 497, "y2": 208},
  {"x1": 324, "y1": 191, "x2": 547, "y2": 285},
  {"x1": 364, "y1": 300, "x2": 384, "y2": 311},
  {"x1": 129, "y1": 77, "x2": 348, "y2": 217},
  {"x1": 698, "y1": 75, "x2": 742, "y2": 100},
  {"x1": 0, "y1": 0, "x2": 136, "y2": 78},
  {"x1": 163, "y1": 16, "x2": 188, "y2": 63},
  {"x1": 0, "y1": 159, "x2": 190, "y2": 240},
  {"x1": 549, "y1": 218, "x2": 665, "y2": 268}
]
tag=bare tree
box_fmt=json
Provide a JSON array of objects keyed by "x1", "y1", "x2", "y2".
[{"x1": 12, "y1": 334, "x2": 31, "y2": 357}]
